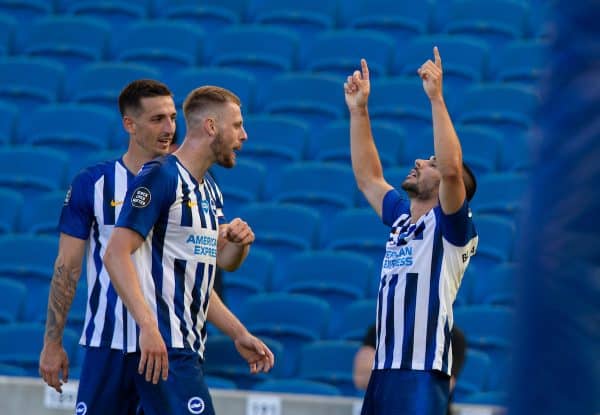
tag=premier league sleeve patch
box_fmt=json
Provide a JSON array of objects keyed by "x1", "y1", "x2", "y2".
[{"x1": 131, "y1": 187, "x2": 151, "y2": 208}]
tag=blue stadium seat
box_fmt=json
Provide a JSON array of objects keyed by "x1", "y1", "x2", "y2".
[
  {"x1": 308, "y1": 120, "x2": 406, "y2": 169},
  {"x1": 248, "y1": 0, "x2": 337, "y2": 40},
  {"x1": 454, "y1": 305, "x2": 515, "y2": 364},
  {"x1": 394, "y1": 35, "x2": 490, "y2": 90},
  {"x1": 18, "y1": 16, "x2": 110, "y2": 70},
  {"x1": 221, "y1": 247, "x2": 274, "y2": 316},
  {"x1": 443, "y1": 0, "x2": 529, "y2": 50},
  {"x1": 67, "y1": 149, "x2": 123, "y2": 181},
  {"x1": 0, "y1": 188, "x2": 23, "y2": 235},
  {"x1": 301, "y1": 30, "x2": 395, "y2": 78},
  {"x1": 0, "y1": 362, "x2": 27, "y2": 376},
  {"x1": 271, "y1": 162, "x2": 356, "y2": 222},
  {"x1": 170, "y1": 67, "x2": 257, "y2": 113},
  {"x1": 368, "y1": 77, "x2": 432, "y2": 141},
  {"x1": 348, "y1": 0, "x2": 431, "y2": 46},
  {"x1": 19, "y1": 190, "x2": 66, "y2": 235},
  {"x1": 274, "y1": 251, "x2": 374, "y2": 311},
  {"x1": 205, "y1": 375, "x2": 237, "y2": 390},
  {"x1": 0, "y1": 57, "x2": 65, "y2": 112},
  {"x1": 258, "y1": 73, "x2": 346, "y2": 130},
  {"x1": 471, "y1": 173, "x2": 528, "y2": 220},
  {"x1": 297, "y1": 340, "x2": 361, "y2": 396},
  {"x1": 457, "y1": 125, "x2": 504, "y2": 176},
  {"x1": 329, "y1": 298, "x2": 377, "y2": 341},
  {"x1": 470, "y1": 263, "x2": 518, "y2": 306},
  {"x1": 60, "y1": 0, "x2": 149, "y2": 28},
  {"x1": 18, "y1": 104, "x2": 116, "y2": 158},
  {"x1": 208, "y1": 25, "x2": 299, "y2": 80},
  {"x1": 0, "y1": 323, "x2": 78, "y2": 376},
  {"x1": 501, "y1": 132, "x2": 532, "y2": 172},
  {"x1": 470, "y1": 215, "x2": 515, "y2": 271},
  {"x1": 203, "y1": 334, "x2": 284, "y2": 389},
  {"x1": 161, "y1": 0, "x2": 245, "y2": 32},
  {"x1": 0, "y1": 234, "x2": 57, "y2": 287},
  {"x1": 236, "y1": 203, "x2": 320, "y2": 269},
  {"x1": 453, "y1": 349, "x2": 492, "y2": 402},
  {"x1": 0, "y1": 278, "x2": 27, "y2": 323},
  {"x1": 0, "y1": 100, "x2": 18, "y2": 146},
  {"x1": 113, "y1": 20, "x2": 203, "y2": 74},
  {"x1": 454, "y1": 265, "x2": 478, "y2": 307},
  {"x1": 324, "y1": 208, "x2": 389, "y2": 269},
  {"x1": 0, "y1": 146, "x2": 68, "y2": 196},
  {"x1": 0, "y1": 0, "x2": 52, "y2": 23},
  {"x1": 239, "y1": 293, "x2": 331, "y2": 376},
  {"x1": 69, "y1": 62, "x2": 160, "y2": 110},
  {"x1": 456, "y1": 83, "x2": 539, "y2": 138},
  {"x1": 253, "y1": 379, "x2": 341, "y2": 396},
  {"x1": 0, "y1": 13, "x2": 16, "y2": 55},
  {"x1": 241, "y1": 115, "x2": 309, "y2": 178},
  {"x1": 493, "y1": 39, "x2": 550, "y2": 85},
  {"x1": 210, "y1": 159, "x2": 266, "y2": 219}
]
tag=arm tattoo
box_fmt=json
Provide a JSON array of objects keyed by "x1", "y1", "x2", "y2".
[{"x1": 45, "y1": 262, "x2": 80, "y2": 342}]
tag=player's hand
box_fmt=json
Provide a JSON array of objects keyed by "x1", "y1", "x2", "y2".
[
  {"x1": 138, "y1": 324, "x2": 169, "y2": 384},
  {"x1": 234, "y1": 333, "x2": 275, "y2": 374},
  {"x1": 39, "y1": 341, "x2": 69, "y2": 393},
  {"x1": 418, "y1": 46, "x2": 443, "y2": 100},
  {"x1": 344, "y1": 59, "x2": 370, "y2": 111},
  {"x1": 221, "y1": 218, "x2": 255, "y2": 246}
]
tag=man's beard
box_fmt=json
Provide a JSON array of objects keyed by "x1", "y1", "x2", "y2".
[{"x1": 211, "y1": 131, "x2": 234, "y2": 168}]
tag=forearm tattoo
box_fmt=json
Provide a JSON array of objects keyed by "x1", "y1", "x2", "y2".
[{"x1": 45, "y1": 263, "x2": 79, "y2": 342}]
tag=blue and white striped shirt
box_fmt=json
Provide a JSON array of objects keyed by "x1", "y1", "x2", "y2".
[
  {"x1": 115, "y1": 154, "x2": 225, "y2": 356},
  {"x1": 60, "y1": 158, "x2": 136, "y2": 350},
  {"x1": 374, "y1": 189, "x2": 478, "y2": 376}
]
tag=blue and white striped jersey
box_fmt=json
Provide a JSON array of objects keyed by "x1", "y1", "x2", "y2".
[
  {"x1": 115, "y1": 154, "x2": 225, "y2": 356},
  {"x1": 60, "y1": 158, "x2": 136, "y2": 350},
  {"x1": 374, "y1": 189, "x2": 478, "y2": 376}
]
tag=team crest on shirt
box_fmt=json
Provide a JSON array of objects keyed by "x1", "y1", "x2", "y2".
[
  {"x1": 75, "y1": 402, "x2": 87, "y2": 415},
  {"x1": 187, "y1": 396, "x2": 205, "y2": 414},
  {"x1": 131, "y1": 187, "x2": 151, "y2": 208}
]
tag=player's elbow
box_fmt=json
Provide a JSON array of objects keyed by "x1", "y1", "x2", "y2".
[{"x1": 438, "y1": 160, "x2": 462, "y2": 181}]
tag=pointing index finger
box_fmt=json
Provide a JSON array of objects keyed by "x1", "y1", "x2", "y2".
[
  {"x1": 433, "y1": 46, "x2": 442, "y2": 69},
  {"x1": 361, "y1": 58, "x2": 369, "y2": 81}
]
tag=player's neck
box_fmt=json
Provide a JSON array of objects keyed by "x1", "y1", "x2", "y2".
[
  {"x1": 122, "y1": 151, "x2": 154, "y2": 175},
  {"x1": 409, "y1": 198, "x2": 437, "y2": 222},
  {"x1": 172, "y1": 139, "x2": 213, "y2": 183}
]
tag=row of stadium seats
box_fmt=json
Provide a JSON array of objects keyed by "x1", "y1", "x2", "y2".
[
  {"x1": 0, "y1": 0, "x2": 553, "y2": 44},
  {"x1": 0, "y1": 13, "x2": 550, "y2": 84}
]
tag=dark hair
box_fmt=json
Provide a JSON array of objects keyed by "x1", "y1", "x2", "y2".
[
  {"x1": 462, "y1": 161, "x2": 477, "y2": 201},
  {"x1": 182, "y1": 85, "x2": 241, "y2": 122},
  {"x1": 118, "y1": 79, "x2": 173, "y2": 117}
]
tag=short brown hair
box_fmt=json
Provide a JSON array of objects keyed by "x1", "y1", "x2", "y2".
[
  {"x1": 182, "y1": 85, "x2": 241, "y2": 123},
  {"x1": 118, "y1": 79, "x2": 172, "y2": 116}
]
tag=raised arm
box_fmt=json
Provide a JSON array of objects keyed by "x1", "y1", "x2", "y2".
[
  {"x1": 39, "y1": 233, "x2": 85, "y2": 393},
  {"x1": 344, "y1": 59, "x2": 393, "y2": 218},
  {"x1": 418, "y1": 47, "x2": 466, "y2": 214},
  {"x1": 207, "y1": 291, "x2": 274, "y2": 374},
  {"x1": 103, "y1": 227, "x2": 168, "y2": 384},
  {"x1": 216, "y1": 218, "x2": 254, "y2": 271}
]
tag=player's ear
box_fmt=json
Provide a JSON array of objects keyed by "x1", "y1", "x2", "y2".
[
  {"x1": 204, "y1": 117, "x2": 217, "y2": 137},
  {"x1": 123, "y1": 115, "x2": 135, "y2": 135}
]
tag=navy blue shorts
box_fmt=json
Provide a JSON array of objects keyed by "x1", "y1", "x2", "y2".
[
  {"x1": 134, "y1": 348, "x2": 215, "y2": 415},
  {"x1": 360, "y1": 369, "x2": 450, "y2": 415},
  {"x1": 75, "y1": 347, "x2": 140, "y2": 415}
]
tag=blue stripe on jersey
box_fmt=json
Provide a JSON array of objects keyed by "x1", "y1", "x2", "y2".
[
  {"x1": 192, "y1": 186, "x2": 207, "y2": 229},
  {"x1": 180, "y1": 179, "x2": 193, "y2": 227},
  {"x1": 374, "y1": 277, "x2": 386, "y2": 368},
  {"x1": 383, "y1": 274, "x2": 399, "y2": 368},
  {"x1": 100, "y1": 284, "x2": 117, "y2": 345},
  {"x1": 440, "y1": 319, "x2": 451, "y2": 374},
  {"x1": 198, "y1": 263, "x2": 214, "y2": 349},
  {"x1": 425, "y1": 223, "x2": 444, "y2": 369},
  {"x1": 400, "y1": 273, "x2": 418, "y2": 369},
  {"x1": 191, "y1": 264, "x2": 206, "y2": 351},
  {"x1": 85, "y1": 221, "x2": 103, "y2": 343},
  {"x1": 102, "y1": 166, "x2": 116, "y2": 225},
  {"x1": 151, "y1": 220, "x2": 172, "y2": 344},
  {"x1": 174, "y1": 259, "x2": 190, "y2": 349}
]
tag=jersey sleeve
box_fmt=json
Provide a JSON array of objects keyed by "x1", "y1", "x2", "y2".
[
  {"x1": 116, "y1": 160, "x2": 176, "y2": 239},
  {"x1": 382, "y1": 189, "x2": 411, "y2": 226},
  {"x1": 437, "y1": 199, "x2": 477, "y2": 247},
  {"x1": 59, "y1": 170, "x2": 95, "y2": 240}
]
